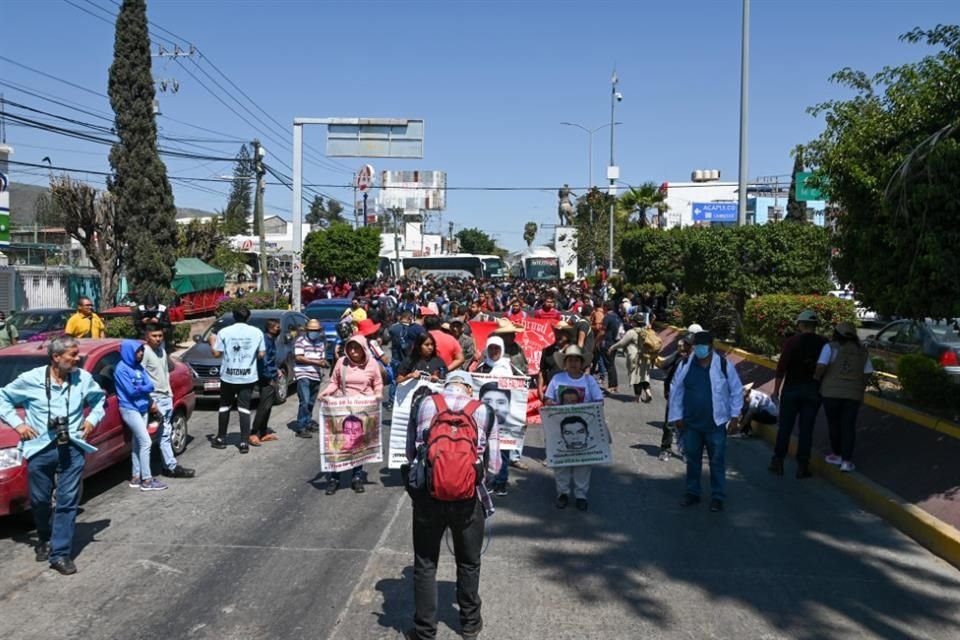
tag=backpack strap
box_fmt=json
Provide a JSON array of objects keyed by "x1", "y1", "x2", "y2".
[
  {"x1": 431, "y1": 393, "x2": 449, "y2": 415},
  {"x1": 719, "y1": 355, "x2": 728, "y2": 379}
]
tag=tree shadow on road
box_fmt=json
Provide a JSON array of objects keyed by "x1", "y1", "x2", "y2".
[{"x1": 374, "y1": 566, "x2": 460, "y2": 637}]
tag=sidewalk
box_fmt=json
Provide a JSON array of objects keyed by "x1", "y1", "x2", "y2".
[{"x1": 329, "y1": 359, "x2": 960, "y2": 639}]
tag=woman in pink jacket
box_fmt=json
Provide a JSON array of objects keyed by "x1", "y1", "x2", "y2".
[{"x1": 319, "y1": 334, "x2": 383, "y2": 495}]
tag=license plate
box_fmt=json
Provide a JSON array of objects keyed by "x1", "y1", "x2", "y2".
[{"x1": 203, "y1": 381, "x2": 221, "y2": 391}]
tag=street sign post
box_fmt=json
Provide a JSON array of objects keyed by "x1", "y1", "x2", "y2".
[{"x1": 692, "y1": 202, "x2": 738, "y2": 223}]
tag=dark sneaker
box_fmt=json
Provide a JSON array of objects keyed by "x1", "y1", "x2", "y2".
[
  {"x1": 325, "y1": 479, "x2": 339, "y2": 495},
  {"x1": 140, "y1": 478, "x2": 168, "y2": 492},
  {"x1": 680, "y1": 494, "x2": 701, "y2": 507},
  {"x1": 796, "y1": 465, "x2": 812, "y2": 479},
  {"x1": 658, "y1": 450, "x2": 671, "y2": 461},
  {"x1": 295, "y1": 430, "x2": 313, "y2": 439},
  {"x1": 164, "y1": 465, "x2": 195, "y2": 478},
  {"x1": 493, "y1": 483, "x2": 508, "y2": 497},
  {"x1": 307, "y1": 421, "x2": 320, "y2": 433},
  {"x1": 50, "y1": 558, "x2": 77, "y2": 575},
  {"x1": 555, "y1": 494, "x2": 569, "y2": 509},
  {"x1": 238, "y1": 443, "x2": 250, "y2": 454},
  {"x1": 768, "y1": 457, "x2": 784, "y2": 476},
  {"x1": 351, "y1": 478, "x2": 365, "y2": 494},
  {"x1": 211, "y1": 437, "x2": 227, "y2": 449},
  {"x1": 128, "y1": 476, "x2": 141, "y2": 488},
  {"x1": 35, "y1": 542, "x2": 50, "y2": 562},
  {"x1": 709, "y1": 498, "x2": 724, "y2": 512},
  {"x1": 575, "y1": 498, "x2": 588, "y2": 511},
  {"x1": 462, "y1": 621, "x2": 483, "y2": 640}
]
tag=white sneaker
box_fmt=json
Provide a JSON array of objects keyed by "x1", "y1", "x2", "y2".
[
  {"x1": 825, "y1": 454, "x2": 842, "y2": 466},
  {"x1": 840, "y1": 461, "x2": 856, "y2": 473}
]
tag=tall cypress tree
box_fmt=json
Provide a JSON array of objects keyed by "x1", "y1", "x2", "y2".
[
  {"x1": 108, "y1": 0, "x2": 178, "y2": 299},
  {"x1": 223, "y1": 144, "x2": 252, "y2": 235},
  {"x1": 785, "y1": 145, "x2": 808, "y2": 223}
]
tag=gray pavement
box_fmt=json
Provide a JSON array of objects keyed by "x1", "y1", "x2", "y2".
[{"x1": 2, "y1": 362, "x2": 960, "y2": 640}]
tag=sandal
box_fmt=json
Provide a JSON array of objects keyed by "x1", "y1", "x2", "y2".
[
  {"x1": 248, "y1": 435, "x2": 262, "y2": 446},
  {"x1": 260, "y1": 433, "x2": 278, "y2": 442}
]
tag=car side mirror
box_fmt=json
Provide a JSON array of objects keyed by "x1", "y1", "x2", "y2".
[{"x1": 193, "y1": 334, "x2": 201, "y2": 342}]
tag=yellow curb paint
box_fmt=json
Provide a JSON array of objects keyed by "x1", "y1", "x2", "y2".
[
  {"x1": 664, "y1": 325, "x2": 960, "y2": 441},
  {"x1": 752, "y1": 422, "x2": 960, "y2": 570}
]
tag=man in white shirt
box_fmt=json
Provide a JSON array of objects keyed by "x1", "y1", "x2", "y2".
[
  {"x1": 739, "y1": 382, "x2": 778, "y2": 438},
  {"x1": 209, "y1": 306, "x2": 265, "y2": 453}
]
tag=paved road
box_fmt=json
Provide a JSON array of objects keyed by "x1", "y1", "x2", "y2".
[{"x1": 2, "y1": 363, "x2": 960, "y2": 640}]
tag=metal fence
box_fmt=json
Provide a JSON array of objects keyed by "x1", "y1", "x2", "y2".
[{"x1": 0, "y1": 266, "x2": 101, "y2": 313}]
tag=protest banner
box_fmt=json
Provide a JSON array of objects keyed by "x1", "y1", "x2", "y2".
[
  {"x1": 469, "y1": 313, "x2": 586, "y2": 375},
  {"x1": 386, "y1": 377, "x2": 443, "y2": 468},
  {"x1": 472, "y1": 373, "x2": 529, "y2": 451},
  {"x1": 319, "y1": 395, "x2": 383, "y2": 473},
  {"x1": 541, "y1": 402, "x2": 611, "y2": 468}
]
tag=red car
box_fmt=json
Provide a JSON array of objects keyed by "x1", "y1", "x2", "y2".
[{"x1": 0, "y1": 339, "x2": 197, "y2": 516}]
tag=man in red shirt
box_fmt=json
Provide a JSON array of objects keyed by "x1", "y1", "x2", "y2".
[
  {"x1": 505, "y1": 299, "x2": 527, "y2": 325},
  {"x1": 534, "y1": 294, "x2": 562, "y2": 323},
  {"x1": 424, "y1": 315, "x2": 465, "y2": 372}
]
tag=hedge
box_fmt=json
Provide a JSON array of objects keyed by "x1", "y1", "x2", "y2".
[
  {"x1": 671, "y1": 292, "x2": 739, "y2": 341},
  {"x1": 103, "y1": 317, "x2": 192, "y2": 346},
  {"x1": 897, "y1": 353, "x2": 957, "y2": 410},
  {"x1": 215, "y1": 291, "x2": 278, "y2": 315},
  {"x1": 742, "y1": 294, "x2": 858, "y2": 353}
]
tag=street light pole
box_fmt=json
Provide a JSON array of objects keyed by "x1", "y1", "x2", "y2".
[
  {"x1": 560, "y1": 121, "x2": 622, "y2": 189},
  {"x1": 608, "y1": 70, "x2": 619, "y2": 273},
  {"x1": 737, "y1": 0, "x2": 750, "y2": 225}
]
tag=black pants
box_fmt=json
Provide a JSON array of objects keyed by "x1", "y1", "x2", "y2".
[
  {"x1": 774, "y1": 383, "x2": 821, "y2": 466},
  {"x1": 601, "y1": 348, "x2": 618, "y2": 388},
  {"x1": 412, "y1": 497, "x2": 484, "y2": 639},
  {"x1": 822, "y1": 397, "x2": 861, "y2": 461},
  {"x1": 252, "y1": 378, "x2": 276, "y2": 438},
  {"x1": 218, "y1": 381, "x2": 255, "y2": 442}
]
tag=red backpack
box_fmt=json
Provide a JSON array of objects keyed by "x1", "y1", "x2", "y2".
[{"x1": 424, "y1": 395, "x2": 484, "y2": 501}]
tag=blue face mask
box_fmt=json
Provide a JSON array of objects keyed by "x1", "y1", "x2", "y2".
[
  {"x1": 308, "y1": 331, "x2": 322, "y2": 342},
  {"x1": 693, "y1": 345, "x2": 711, "y2": 359}
]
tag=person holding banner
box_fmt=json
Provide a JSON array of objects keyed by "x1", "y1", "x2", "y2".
[
  {"x1": 319, "y1": 334, "x2": 384, "y2": 495},
  {"x1": 474, "y1": 336, "x2": 527, "y2": 496},
  {"x1": 544, "y1": 345, "x2": 604, "y2": 511},
  {"x1": 396, "y1": 333, "x2": 448, "y2": 384}
]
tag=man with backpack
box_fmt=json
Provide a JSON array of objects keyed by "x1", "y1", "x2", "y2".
[{"x1": 404, "y1": 370, "x2": 499, "y2": 640}]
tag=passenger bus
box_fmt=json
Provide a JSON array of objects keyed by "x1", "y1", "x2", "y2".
[
  {"x1": 377, "y1": 254, "x2": 505, "y2": 279},
  {"x1": 514, "y1": 246, "x2": 560, "y2": 281}
]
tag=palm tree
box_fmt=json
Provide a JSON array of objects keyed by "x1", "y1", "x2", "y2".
[
  {"x1": 523, "y1": 221, "x2": 538, "y2": 246},
  {"x1": 618, "y1": 181, "x2": 669, "y2": 228}
]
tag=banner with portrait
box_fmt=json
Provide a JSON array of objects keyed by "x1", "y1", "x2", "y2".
[
  {"x1": 319, "y1": 395, "x2": 383, "y2": 473},
  {"x1": 471, "y1": 373, "x2": 529, "y2": 451},
  {"x1": 469, "y1": 313, "x2": 587, "y2": 375},
  {"x1": 386, "y1": 377, "x2": 443, "y2": 469},
  {"x1": 541, "y1": 402, "x2": 611, "y2": 468}
]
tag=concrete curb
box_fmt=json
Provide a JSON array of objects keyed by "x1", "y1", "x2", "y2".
[{"x1": 752, "y1": 421, "x2": 960, "y2": 571}]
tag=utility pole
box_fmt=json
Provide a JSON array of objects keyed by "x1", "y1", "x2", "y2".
[
  {"x1": 448, "y1": 221, "x2": 454, "y2": 254},
  {"x1": 737, "y1": 0, "x2": 750, "y2": 225},
  {"x1": 608, "y1": 70, "x2": 620, "y2": 273},
  {"x1": 394, "y1": 208, "x2": 402, "y2": 278},
  {"x1": 252, "y1": 139, "x2": 269, "y2": 291}
]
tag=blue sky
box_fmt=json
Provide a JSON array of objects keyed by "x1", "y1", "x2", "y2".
[{"x1": 4, "y1": 0, "x2": 958, "y2": 250}]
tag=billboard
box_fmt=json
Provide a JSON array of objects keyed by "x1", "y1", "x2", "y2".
[
  {"x1": 554, "y1": 226, "x2": 578, "y2": 277},
  {"x1": 380, "y1": 170, "x2": 447, "y2": 212},
  {"x1": 325, "y1": 119, "x2": 424, "y2": 159}
]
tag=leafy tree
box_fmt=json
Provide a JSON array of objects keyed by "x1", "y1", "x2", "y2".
[
  {"x1": 305, "y1": 194, "x2": 348, "y2": 229},
  {"x1": 209, "y1": 244, "x2": 249, "y2": 279},
  {"x1": 573, "y1": 187, "x2": 630, "y2": 270},
  {"x1": 620, "y1": 227, "x2": 687, "y2": 292},
  {"x1": 805, "y1": 25, "x2": 960, "y2": 319},
  {"x1": 456, "y1": 227, "x2": 497, "y2": 254},
  {"x1": 49, "y1": 176, "x2": 123, "y2": 305},
  {"x1": 784, "y1": 145, "x2": 808, "y2": 223},
  {"x1": 176, "y1": 218, "x2": 224, "y2": 263},
  {"x1": 223, "y1": 144, "x2": 252, "y2": 235},
  {"x1": 302, "y1": 223, "x2": 381, "y2": 282},
  {"x1": 618, "y1": 182, "x2": 669, "y2": 228},
  {"x1": 522, "y1": 222, "x2": 538, "y2": 247},
  {"x1": 108, "y1": 0, "x2": 178, "y2": 300}
]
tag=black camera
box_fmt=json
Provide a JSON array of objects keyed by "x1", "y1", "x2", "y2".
[{"x1": 49, "y1": 416, "x2": 70, "y2": 445}]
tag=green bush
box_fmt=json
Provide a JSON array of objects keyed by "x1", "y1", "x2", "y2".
[
  {"x1": 104, "y1": 317, "x2": 137, "y2": 339},
  {"x1": 742, "y1": 294, "x2": 858, "y2": 351},
  {"x1": 216, "y1": 291, "x2": 277, "y2": 315},
  {"x1": 172, "y1": 323, "x2": 191, "y2": 346},
  {"x1": 897, "y1": 354, "x2": 955, "y2": 408},
  {"x1": 674, "y1": 292, "x2": 739, "y2": 341}
]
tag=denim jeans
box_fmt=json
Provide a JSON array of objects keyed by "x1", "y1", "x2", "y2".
[
  {"x1": 412, "y1": 497, "x2": 484, "y2": 639},
  {"x1": 822, "y1": 397, "x2": 861, "y2": 461},
  {"x1": 296, "y1": 378, "x2": 321, "y2": 431},
  {"x1": 154, "y1": 395, "x2": 177, "y2": 471},
  {"x1": 120, "y1": 407, "x2": 152, "y2": 480},
  {"x1": 774, "y1": 382, "x2": 822, "y2": 465},
  {"x1": 329, "y1": 465, "x2": 364, "y2": 482},
  {"x1": 682, "y1": 425, "x2": 727, "y2": 500},
  {"x1": 493, "y1": 450, "x2": 511, "y2": 485},
  {"x1": 28, "y1": 443, "x2": 85, "y2": 563}
]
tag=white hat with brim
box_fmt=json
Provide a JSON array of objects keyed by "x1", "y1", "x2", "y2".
[{"x1": 445, "y1": 370, "x2": 475, "y2": 391}]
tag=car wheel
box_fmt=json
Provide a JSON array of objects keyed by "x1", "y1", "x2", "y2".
[
  {"x1": 171, "y1": 411, "x2": 189, "y2": 456},
  {"x1": 273, "y1": 367, "x2": 289, "y2": 405}
]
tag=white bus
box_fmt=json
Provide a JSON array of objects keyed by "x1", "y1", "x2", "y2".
[
  {"x1": 515, "y1": 246, "x2": 560, "y2": 281},
  {"x1": 378, "y1": 254, "x2": 505, "y2": 279}
]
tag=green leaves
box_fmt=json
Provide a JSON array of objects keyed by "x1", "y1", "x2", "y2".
[
  {"x1": 456, "y1": 228, "x2": 498, "y2": 254},
  {"x1": 302, "y1": 223, "x2": 381, "y2": 283}
]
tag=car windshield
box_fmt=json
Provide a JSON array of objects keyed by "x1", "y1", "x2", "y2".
[
  {"x1": 0, "y1": 356, "x2": 69, "y2": 388},
  {"x1": 925, "y1": 321, "x2": 960, "y2": 343},
  {"x1": 201, "y1": 316, "x2": 272, "y2": 341},
  {"x1": 10, "y1": 312, "x2": 54, "y2": 329},
  {"x1": 306, "y1": 305, "x2": 349, "y2": 322}
]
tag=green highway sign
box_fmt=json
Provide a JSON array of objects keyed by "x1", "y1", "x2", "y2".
[{"x1": 796, "y1": 172, "x2": 826, "y2": 202}]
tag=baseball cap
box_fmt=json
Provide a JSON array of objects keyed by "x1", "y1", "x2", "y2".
[
  {"x1": 445, "y1": 370, "x2": 475, "y2": 391},
  {"x1": 686, "y1": 323, "x2": 704, "y2": 334},
  {"x1": 693, "y1": 331, "x2": 714, "y2": 345},
  {"x1": 796, "y1": 309, "x2": 819, "y2": 323}
]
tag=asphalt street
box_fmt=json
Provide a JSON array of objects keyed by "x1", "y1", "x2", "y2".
[{"x1": 2, "y1": 362, "x2": 960, "y2": 640}]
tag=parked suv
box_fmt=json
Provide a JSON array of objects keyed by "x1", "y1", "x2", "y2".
[
  {"x1": 8, "y1": 308, "x2": 72, "y2": 342},
  {"x1": 304, "y1": 298, "x2": 352, "y2": 364},
  {"x1": 180, "y1": 309, "x2": 307, "y2": 403}
]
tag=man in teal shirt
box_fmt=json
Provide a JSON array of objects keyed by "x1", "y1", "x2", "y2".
[{"x1": 0, "y1": 336, "x2": 106, "y2": 575}]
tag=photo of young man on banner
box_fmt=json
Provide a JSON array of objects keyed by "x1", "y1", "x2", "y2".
[
  {"x1": 472, "y1": 372, "x2": 528, "y2": 451},
  {"x1": 386, "y1": 377, "x2": 443, "y2": 469},
  {"x1": 541, "y1": 402, "x2": 611, "y2": 468},
  {"x1": 319, "y1": 395, "x2": 382, "y2": 473}
]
